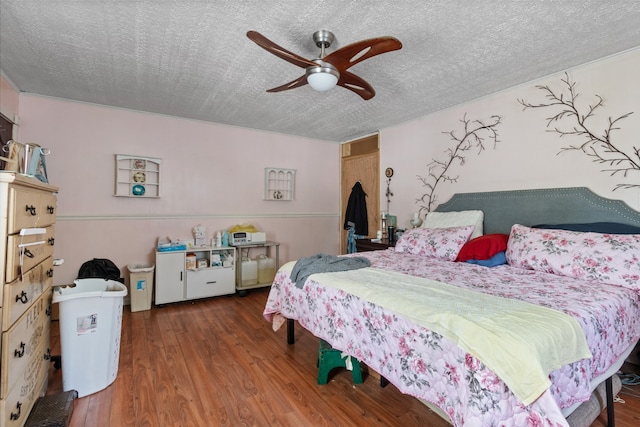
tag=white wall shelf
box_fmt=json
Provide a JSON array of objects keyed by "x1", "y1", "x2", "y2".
[
  {"x1": 115, "y1": 154, "x2": 161, "y2": 198},
  {"x1": 264, "y1": 168, "x2": 295, "y2": 201}
]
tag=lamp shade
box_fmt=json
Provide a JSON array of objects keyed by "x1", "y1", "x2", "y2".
[
  {"x1": 307, "y1": 72, "x2": 338, "y2": 91},
  {"x1": 306, "y1": 61, "x2": 340, "y2": 92}
]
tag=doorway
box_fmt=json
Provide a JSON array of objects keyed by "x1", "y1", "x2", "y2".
[{"x1": 340, "y1": 134, "x2": 380, "y2": 254}]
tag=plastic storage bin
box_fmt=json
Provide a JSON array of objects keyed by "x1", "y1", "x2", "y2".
[
  {"x1": 52, "y1": 279, "x2": 128, "y2": 398},
  {"x1": 241, "y1": 258, "x2": 258, "y2": 286},
  {"x1": 256, "y1": 255, "x2": 276, "y2": 283},
  {"x1": 127, "y1": 263, "x2": 155, "y2": 312}
]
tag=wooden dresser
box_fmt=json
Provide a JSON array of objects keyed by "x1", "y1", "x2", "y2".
[{"x1": 0, "y1": 173, "x2": 57, "y2": 426}]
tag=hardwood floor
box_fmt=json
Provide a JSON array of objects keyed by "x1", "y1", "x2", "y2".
[{"x1": 46, "y1": 288, "x2": 640, "y2": 426}]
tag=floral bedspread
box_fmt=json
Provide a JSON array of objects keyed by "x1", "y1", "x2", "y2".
[{"x1": 263, "y1": 249, "x2": 640, "y2": 427}]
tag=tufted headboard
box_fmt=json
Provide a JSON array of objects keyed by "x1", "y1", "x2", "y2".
[{"x1": 434, "y1": 187, "x2": 640, "y2": 235}]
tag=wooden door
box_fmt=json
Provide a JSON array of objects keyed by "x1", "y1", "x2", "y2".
[{"x1": 340, "y1": 134, "x2": 380, "y2": 254}]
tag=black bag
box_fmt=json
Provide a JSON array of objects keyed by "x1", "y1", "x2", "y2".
[{"x1": 77, "y1": 258, "x2": 123, "y2": 282}]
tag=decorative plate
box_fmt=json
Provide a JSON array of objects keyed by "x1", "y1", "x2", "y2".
[
  {"x1": 132, "y1": 184, "x2": 146, "y2": 196},
  {"x1": 133, "y1": 171, "x2": 146, "y2": 183}
]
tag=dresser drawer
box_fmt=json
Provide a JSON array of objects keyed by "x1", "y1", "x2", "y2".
[
  {"x1": 7, "y1": 186, "x2": 57, "y2": 234},
  {"x1": 186, "y1": 267, "x2": 235, "y2": 299},
  {"x1": 0, "y1": 336, "x2": 49, "y2": 427},
  {"x1": 1, "y1": 291, "x2": 51, "y2": 399},
  {"x1": 2, "y1": 257, "x2": 53, "y2": 331},
  {"x1": 5, "y1": 226, "x2": 55, "y2": 284}
]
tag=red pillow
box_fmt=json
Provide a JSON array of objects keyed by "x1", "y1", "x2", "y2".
[{"x1": 456, "y1": 233, "x2": 509, "y2": 261}]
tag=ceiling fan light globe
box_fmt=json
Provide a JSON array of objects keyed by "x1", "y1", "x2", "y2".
[
  {"x1": 306, "y1": 62, "x2": 340, "y2": 92},
  {"x1": 307, "y1": 72, "x2": 338, "y2": 91}
]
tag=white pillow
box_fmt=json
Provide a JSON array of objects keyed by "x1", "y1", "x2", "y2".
[{"x1": 422, "y1": 210, "x2": 484, "y2": 239}]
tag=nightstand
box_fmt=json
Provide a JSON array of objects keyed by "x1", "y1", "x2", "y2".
[{"x1": 355, "y1": 238, "x2": 395, "y2": 252}]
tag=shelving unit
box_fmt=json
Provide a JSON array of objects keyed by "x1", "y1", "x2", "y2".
[
  {"x1": 264, "y1": 168, "x2": 295, "y2": 201},
  {"x1": 115, "y1": 154, "x2": 161, "y2": 198}
]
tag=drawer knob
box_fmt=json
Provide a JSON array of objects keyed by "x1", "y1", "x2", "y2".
[
  {"x1": 48, "y1": 237, "x2": 55, "y2": 245},
  {"x1": 46, "y1": 305, "x2": 52, "y2": 316},
  {"x1": 10, "y1": 401, "x2": 22, "y2": 420},
  {"x1": 16, "y1": 290, "x2": 29, "y2": 304},
  {"x1": 47, "y1": 205, "x2": 55, "y2": 214},
  {"x1": 14, "y1": 342, "x2": 25, "y2": 358},
  {"x1": 44, "y1": 348, "x2": 52, "y2": 360},
  {"x1": 25, "y1": 205, "x2": 37, "y2": 215},
  {"x1": 47, "y1": 268, "x2": 54, "y2": 277}
]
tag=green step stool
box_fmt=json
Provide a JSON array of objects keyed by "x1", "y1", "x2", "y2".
[{"x1": 317, "y1": 339, "x2": 363, "y2": 385}]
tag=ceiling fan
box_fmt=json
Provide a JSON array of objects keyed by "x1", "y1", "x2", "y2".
[{"x1": 246, "y1": 30, "x2": 402, "y2": 100}]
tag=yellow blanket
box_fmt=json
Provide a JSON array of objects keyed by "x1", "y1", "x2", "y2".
[{"x1": 282, "y1": 262, "x2": 592, "y2": 405}]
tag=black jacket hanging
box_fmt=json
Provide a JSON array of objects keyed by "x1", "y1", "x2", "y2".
[{"x1": 344, "y1": 181, "x2": 368, "y2": 236}]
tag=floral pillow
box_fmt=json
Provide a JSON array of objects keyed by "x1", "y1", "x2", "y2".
[
  {"x1": 395, "y1": 225, "x2": 475, "y2": 261},
  {"x1": 506, "y1": 224, "x2": 640, "y2": 290}
]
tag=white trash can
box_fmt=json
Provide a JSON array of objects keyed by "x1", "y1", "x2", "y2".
[
  {"x1": 127, "y1": 263, "x2": 155, "y2": 312},
  {"x1": 52, "y1": 279, "x2": 127, "y2": 398}
]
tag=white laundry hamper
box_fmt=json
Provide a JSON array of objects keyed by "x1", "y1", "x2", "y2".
[{"x1": 52, "y1": 279, "x2": 128, "y2": 397}]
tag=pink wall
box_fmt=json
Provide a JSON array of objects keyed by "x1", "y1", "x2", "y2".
[
  {"x1": 379, "y1": 48, "x2": 640, "y2": 230},
  {"x1": 0, "y1": 74, "x2": 19, "y2": 121},
  {"x1": 15, "y1": 96, "x2": 341, "y2": 290}
]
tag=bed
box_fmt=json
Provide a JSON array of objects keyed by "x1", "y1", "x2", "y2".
[{"x1": 263, "y1": 187, "x2": 640, "y2": 427}]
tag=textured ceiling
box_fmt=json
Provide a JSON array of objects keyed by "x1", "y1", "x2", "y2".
[{"x1": 1, "y1": 1, "x2": 640, "y2": 142}]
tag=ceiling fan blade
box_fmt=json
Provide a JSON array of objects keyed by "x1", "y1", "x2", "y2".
[
  {"x1": 266, "y1": 75, "x2": 308, "y2": 93},
  {"x1": 338, "y1": 71, "x2": 375, "y2": 100},
  {"x1": 247, "y1": 31, "x2": 317, "y2": 69},
  {"x1": 325, "y1": 36, "x2": 402, "y2": 72}
]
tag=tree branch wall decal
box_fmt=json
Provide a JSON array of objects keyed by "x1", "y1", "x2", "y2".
[
  {"x1": 518, "y1": 73, "x2": 638, "y2": 191},
  {"x1": 416, "y1": 114, "x2": 502, "y2": 214}
]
